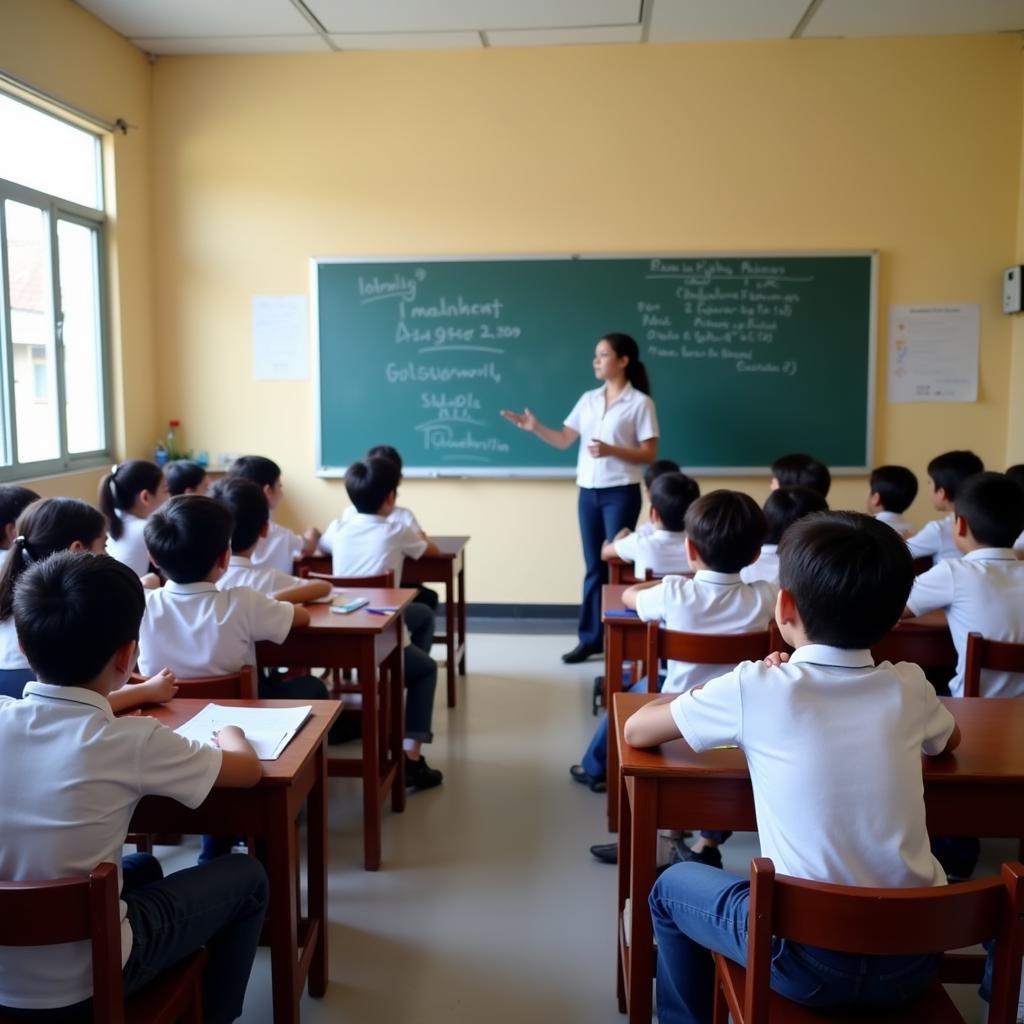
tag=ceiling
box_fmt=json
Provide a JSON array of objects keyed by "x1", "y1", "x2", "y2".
[{"x1": 71, "y1": 0, "x2": 1024, "y2": 55}]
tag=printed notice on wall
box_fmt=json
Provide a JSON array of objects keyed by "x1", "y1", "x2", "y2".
[
  {"x1": 888, "y1": 304, "x2": 979, "y2": 403},
  {"x1": 252, "y1": 295, "x2": 309, "y2": 380}
]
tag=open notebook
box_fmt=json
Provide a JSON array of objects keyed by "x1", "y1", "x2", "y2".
[{"x1": 175, "y1": 704, "x2": 313, "y2": 760}]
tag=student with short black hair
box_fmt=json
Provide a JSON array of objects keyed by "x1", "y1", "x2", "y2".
[
  {"x1": 741, "y1": 486, "x2": 829, "y2": 586},
  {"x1": 1007, "y1": 464, "x2": 1024, "y2": 552},
  {"x1": 906, "y1": 449, "x2": 985, "y2": 564},
  {"x1": 98, "y1": 459, "x2": 167, "y2": 576},
  {"x1": 0, "y1": 485, "x2": 38, "y2": 550},
  {"x1": 165, "y1": 458, "x2": 209, "y2": 496},
  {"x1": 769, "y1": 452, "x2": 831, "y2": 498},
  {"x1": 0, "y1": 552, "x2": 268, "y2": 1022},
  {"x1": 867, "y1": 464, "x2": 918, "y2": 537},
  {"x1": 625, "y1": 512, "x2": 960, "y2": 1022}
]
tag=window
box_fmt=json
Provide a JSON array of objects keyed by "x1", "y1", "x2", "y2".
[{"x1": 0, "y1": 92, "x2": 110, "y2": 476}]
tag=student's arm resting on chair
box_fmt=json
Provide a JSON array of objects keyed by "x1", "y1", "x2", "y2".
[{"x1": 213, "y1": 725, "x2": 262, "y2": 787}]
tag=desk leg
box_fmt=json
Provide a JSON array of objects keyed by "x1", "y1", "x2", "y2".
[
  {"x1": 266, "y1": 787, "x2": 301, "y2": 1024},
  {"x1": 606, "y1": 622, "x2": 624, "y2": 833},
  {"x1": 616, "y1": 774, "x2": 632, "y2": 1014},
  {"x1": 457, "y1": 558, "x2": 467, "y2": 676},
  {"x1": 627, "y1": 778, "x2": 657, "y2": 1024},
  {"x1": 445, "y1": 569, "x2": 457, "y2": 708},
  {"x1": 359, "y1": 645, "x2": 383, "y2": 872},
  {"x1": 389, "y1": 626, "x2": 406, "y2": 814},
  {"x1": 308, "y1": 741, "x2": 328, "y2": 998}
]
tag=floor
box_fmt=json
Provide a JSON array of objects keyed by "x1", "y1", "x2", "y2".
[{"x1": 152, "y1": 631, "x2": 1013, "y2": 1023}]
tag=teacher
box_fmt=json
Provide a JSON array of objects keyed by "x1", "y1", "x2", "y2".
[{"x1": 502, "y1": 333, "x2": 659, "y2": 663}]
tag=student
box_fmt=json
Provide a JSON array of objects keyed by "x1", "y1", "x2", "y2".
[
  {"x1": 602, "y1": 471, "x2": 699, "y2": 578},
  {"x1": 0, "y1": 485, "x2": 38, "y2": 550},
  {"x1": 625, "y1": 512, "x2": 959, "y2": 1023},
  {"x1": 769, "y1": 452, "x2": 831, "y2": 498},
  {"x1": 906, "y1": 449, "x2": 984, "y2": 564},
  {"x1": 0, "y1": 497, "x2": 176, "y2": 704},
  {"x1": 99, "y1": 459, "x2": 167, "y2": 576},
  {"x1": 331, "y1": 456, "x2": 443, "y2": 790},
  {"x1": 228, "y1": 455, "x2": 321, "y2": 574},
  {"x1": 867, "y1": 464, "x2": 918, "y2": 537},
  {"x1": 165, "y1": 458, "x2": 210, "y2": 496},
  {"x1": 0, "y1": 551, "x2": 268, "y2": 1023},
  {"x1": 740, "y1": 486, "x2": 828, "y2": 586},
  {"x1": 210, "y1": 477, "x2": 331, "y2": 604},
  {"x1": 633, "y1": 459, "x2": 682, "y2": 539},
  {"x1": 576, "y1": 491, "x2": 776, "y2": 865}
]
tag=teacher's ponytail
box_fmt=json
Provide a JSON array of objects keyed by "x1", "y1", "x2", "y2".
[{"x1": 603, "y1": 333, "x2": 650, "y2": 395}]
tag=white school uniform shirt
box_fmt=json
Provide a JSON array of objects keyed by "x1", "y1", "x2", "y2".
[
  {"x1": 740, "y1": 544, "x2": 779, "y2": 586},
  {"x1": 875, "y1": 510, "x2": 914, "y2": 536},
  {"x1": 138, "y1": 580, "x2": 294, "y2": 678},
  {"x1": 0, "y1": 682, "x2": 220, "y2": 1009},
  {"x1": 907, "y1": 548, "x2": 1024, "y2": 697},
  {"x1": 614, "y1": 529, "x2": 690, "y2": 579},
  {"x1": 634, "y1": 571, "x2": 778, "y2": 693},
  {"x1": 251, "y1": 518, "x2": 304, "y2": 575},
  {"x1": 0, "y1": 615, "x2": 28, "y2": 671},
  {"x1": 563, "y1": 383, "x2": 659, "y2": 489},
  {"x1": 218, "y1": 554, "x2": 300, "y2": 596},
  {"x1": 669, "y1": 645, "x2": 953, "y2": 888},
  {"x1": 106, "y1": 511, "x2": 150, "y2": 577},
  {"x1": 906, "y1": 515, "x2": 959, "y2": 563},
  {"x1": 320, "y1": 505, "x2": 422, "y2": 555},
  {"x1": 331, "y1": 513, "x2": 427, "y2": 581},
  {"x1": 635, "y1": 521, "x2": 655, "y2": 539}
]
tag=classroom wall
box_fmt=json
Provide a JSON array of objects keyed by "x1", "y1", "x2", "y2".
[{"x1": 1007, "y1": 57, "x2": 1024, "y2": 467}]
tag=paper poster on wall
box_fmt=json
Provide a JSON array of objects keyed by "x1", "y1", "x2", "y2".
[
  {"x1": 888, "y1": 304, "x2": 979, "y2": 403},
  {"x1": 252, "y1": 295, "x2": 309, "y2": 380}
]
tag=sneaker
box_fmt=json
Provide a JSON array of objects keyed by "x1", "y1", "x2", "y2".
[
  {"x1": 405, "y1": 755, "x2": 443, "y2": 791},
  {"x1": 678, "y1": 844, "x2": 723, "y2": 869}
]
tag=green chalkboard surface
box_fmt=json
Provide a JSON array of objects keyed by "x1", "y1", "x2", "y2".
[{"x1": 315, "y1": 254, "x2": 875, "y2": 476}]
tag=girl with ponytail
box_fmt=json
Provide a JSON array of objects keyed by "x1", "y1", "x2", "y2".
[
  {"x1": 502, "y1": 332, "x2": 659, "y2": 663},
  {"x1": 98, "y1": 459, "x2": 167, "y2": 576},
  {"x1": 0, "y1": 497, "x2": 176, "y2": 705}
]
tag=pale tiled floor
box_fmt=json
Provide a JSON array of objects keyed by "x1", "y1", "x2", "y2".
[{"x1": 152, "y1": 632, "x2": 1013, "y2": 1023}]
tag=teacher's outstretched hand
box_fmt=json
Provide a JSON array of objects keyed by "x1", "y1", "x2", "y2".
[{"x1": 502, "y1": 333, "x2": 659, "y2": 664}]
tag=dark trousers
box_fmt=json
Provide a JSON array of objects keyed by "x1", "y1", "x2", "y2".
[
  {"x1": 0, "y1": 668, "x2": 33, "y2": 698},
  {"x1": 577, "y1": 484, "x2": 642, "y2": 647}
]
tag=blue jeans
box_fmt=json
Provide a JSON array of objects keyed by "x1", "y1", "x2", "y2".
[
  {"x1": 582, "y1": 677, "x2": 648, "y2": 779},
  {"x1": 0, "y1": 668, "x2": 33, "y2": 698},
  {"x1": 650, "y1": 862, "x2": 941, "y2": 1024},
  {"x1": 577, "y1": 484, "x2": 642, "y2": 647}
]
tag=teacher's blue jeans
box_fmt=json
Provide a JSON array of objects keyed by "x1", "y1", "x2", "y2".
[
  {"x1": 650, "y1": 862, "x2": 941, "y2": 1024},
  {"x1": 577, "y1": 484, "x2": 642, "y2": 647}
]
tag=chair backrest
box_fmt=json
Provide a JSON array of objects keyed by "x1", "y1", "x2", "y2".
[
  {"x1": 0, "y1": 862, "x2": 126, "y2": 1023},
  {"x1": 294, "y1": 554, "x2": 332, "y2": 577},
  {"x1": 130, "y1": 665, "x2": 257, "y2": 700},
  {"x1": 306, "y1": 570, "x2": 394, "y2": 588},
  {"x1": 870, "y1": 624, "x2": 957, "y2": 671},
  {"x1": 644, "y1": 623, "x2": 772, "y2": 680},
  {"x1": 964, "y1": 631, "x2": 1024, "y2": 698},
  {"x1": 643, "y1": 569, "x2": 694, "y2": 581},
  {"x1": 741, "y1": 857, "x2": 1024, "y2": 1024}
]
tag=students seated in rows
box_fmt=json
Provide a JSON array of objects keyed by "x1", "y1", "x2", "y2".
[
  {"x1": 906, "y1": 449, "x2": 984, "y2": 564},
  {"x1": 330, "y1": 456, "x2": 443, "y2": 790},
  {"x1": 228, "y1": 455, "x2": 320, "y2": 574},
  {"x1": 0, "y1": 552, "x2": 268, "y2": 1024},
  {"x1": 867, "y1": 463, "x2": 918, "y2": 537},
  {"x1": 165, "y1": 458, "x2": 210, "y2": 496},
  {"x1": 625, "y1": 512, "x2": 960, "y2": 1023},
  {"x1": 740, "y1": 486, "x2": 828, "y2": 586},
  {"x1": 99, "y1": 459, "x2": 168, "y2": 576},
  {"x1": 0, "y1": 497, "x2": 177, "y2": 705},
  {"x1": 0, "y1": 484, "x2": 38, "y2": 551},
  {"x1": 211, "y1": 477, "x2": 331, "y2": 604},
  {"x1": 601, "y1": 470, "x2": 699, "y2": 578},
  {"x1": 633, "y1": 459, "x2": 682, "y2": 539},
  {"x1": 905, "y1": 471, "x2": 1024, "y2": 698},
  {"x1": 575, "y1": 491, "x2": 776, "y2": 864},
  {"x1": 769, "y1": 451, "x2": 831, "y2": 498}
]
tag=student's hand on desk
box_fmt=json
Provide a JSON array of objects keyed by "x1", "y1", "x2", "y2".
[
  {"x1": 141, "y1": 668, "x2": 178, "y2": 704},
  {"x1": 762, "y1": 651, "x2": 790, "y2": 668},
  {"x1": 500, "y1": 408, "x2": 537, "y2": 432}
]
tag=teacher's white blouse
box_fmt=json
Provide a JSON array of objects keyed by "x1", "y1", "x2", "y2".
[{"x1": 564, "y1": 382, "x2": 659, "y2": 488}]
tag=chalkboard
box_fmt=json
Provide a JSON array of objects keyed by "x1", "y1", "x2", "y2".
[{"x1": 314, "y1": 253, "x2": 876, "y2": 477}]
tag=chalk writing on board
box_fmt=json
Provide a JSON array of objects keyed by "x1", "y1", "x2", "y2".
[
  {"x1": 384, "y1": 361, "x2": 503, "y2": 384},
  {"x1": 421, "y1": 425, "x2": 511, "y2": 454},
  {"x1": 358, "y1": 270, "x2": 424, "y2": 304},
  {"x1": 402, "y1": 296, "x2": 504, "y2": 319}
]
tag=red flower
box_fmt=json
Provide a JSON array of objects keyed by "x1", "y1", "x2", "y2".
[{"x1": 169, "y1": 420, "x2": 181, "y2": 428}]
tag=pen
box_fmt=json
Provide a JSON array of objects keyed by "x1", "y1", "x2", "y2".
[{"x1": 366, "y1": 607, "x2": 399, "y2": 615}]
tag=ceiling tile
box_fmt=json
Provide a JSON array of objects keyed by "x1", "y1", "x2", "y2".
[
  {"x1": 647, "y1": 0, "x2": 811, "y2": 41},
  {"x1": 329, "y1": 31, "x2": 482, "y2": 50},
  {"x1": 75, "y1": 0, "x2": 313, "y2": 38},
  {"x1": 133, "y1": 35, "x2": 331, "y2": 55},
  {"x1": 487, "y1": 25, "x2": 643, "y2": 47},
  {"x1": 805, "y1": 0, "x2": 1024, "y2": 37}
]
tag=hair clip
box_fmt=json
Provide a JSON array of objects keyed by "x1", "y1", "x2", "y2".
[{"x1": 13, "y1": 535, "x2": 25, "y2": 547}]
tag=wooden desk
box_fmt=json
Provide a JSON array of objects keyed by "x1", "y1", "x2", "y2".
[
  {"x1": 256, "y1": 588, "x2": 416, "y2": 870},
  {"x1": 608, "y1": 557, "x2": 639, "y2": 586},
  {"x1": 613, "y1": 693, "x2": 1024, "y2": 1024},
  {"x1": 400, "y1": 535, "x2": 469, "y2": 708},
  {"x1": 130, "y1": 698, "x2": 340, "y2": 1024}
]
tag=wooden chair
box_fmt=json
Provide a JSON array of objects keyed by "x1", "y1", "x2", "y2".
[
  {"x1": 871, "y1": 624, "x2": 957, "y2": 677},
  {"x1": 0, "y1": 862, "x2": 207, "y2": 1024},
  {"x1": 129, "y1": 666, "x2": 256, "y2": 701},
  {"x1": 293, "y1": 553, "x2": 332, "y2": 577},
  {"x1": 298, "y1": 569, "x2": 394, "y2": 589},
  {"x1": 643, "y1": 623, "x2": 773, "y2": 693},
  {"x1": 964, "y1": 631, "x2": 1024, "y2": 698},
  {"x1": 712, "y1": 858, "x2": 1024, "y2": 1024}
]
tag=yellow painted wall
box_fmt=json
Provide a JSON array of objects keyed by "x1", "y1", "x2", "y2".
[
  {"x1": 1007, "y1": 55, "x2": 1024, "y2": 466},
  {"x1": 149, "y1": 36, "x2": 1022, "y2": 602}
]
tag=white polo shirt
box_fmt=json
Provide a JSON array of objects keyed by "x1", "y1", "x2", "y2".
[
  {"x1": 875, "y1": 510, "x2": 914, "y2": 537},
  {"x1": 614, "y1": 529, "x2": 689, "y2": 579},
  {"x1": 251, "y1": 519, "x2": 304, "y2": 575},
  {"x1": 906, "y1": 515, "x2": 959, "y2": 563},
  {"x1": 740, "y1": 544, "x2": 779, "y2": 586},
  {"x1": 634, "y1": 571, "x2": 778, "y2": 693},
  {"x1": 106, "y1": 512, "x2": 150, "y2": 577},
  {"x1": 668, "y1": 645, "x2": 953, "y2": 888},
  {"x1": 907, "y1": 548, "x2": 1024, "y2": 697},
  {"x1": 139, "y1": 580, "x2": 294, "y2": 678},
  {"x1": 564, "y1": 383, "x2": 659, "y2": 489},
  {"x1": 0, "y1": 615, "x2": 28, "y2": 672},
  {"x1": 218, "y1": 555, "x2": 299, "y2": 596},
  {"x1": 0, "y1": 682, "x2": 221, "y2": 1009},
  {"x1": 331, "y1": 513, "x2": 427, "y2": 581},
  {"x1": 320, "y1": 505, "x2": 421, "y2": 555}
]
